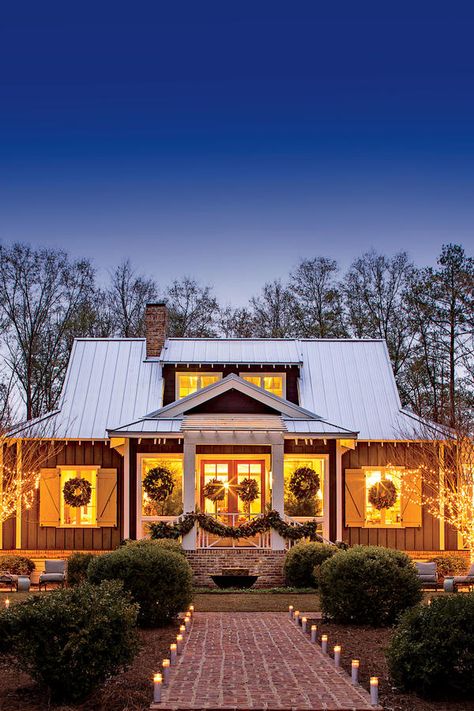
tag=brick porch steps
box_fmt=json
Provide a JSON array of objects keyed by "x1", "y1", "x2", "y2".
[{"x1": 152, "y1": 613, "x2": 379, "y2": 711}]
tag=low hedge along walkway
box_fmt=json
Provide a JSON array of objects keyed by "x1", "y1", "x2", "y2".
[{"x1": 153, "y1": 612, "x2": 378, "y2": 710}]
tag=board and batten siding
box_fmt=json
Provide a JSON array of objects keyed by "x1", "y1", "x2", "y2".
[
  {"x1": 1, "y1": 442, "x2": 123, "y2": 551},
  {"x1": 342, "y1": 442, "x2": 458, "y2": 551}
]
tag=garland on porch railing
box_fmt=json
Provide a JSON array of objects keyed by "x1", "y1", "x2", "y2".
[{"x1": 147, "y1": 510, "x2": 324, "y2": 542}]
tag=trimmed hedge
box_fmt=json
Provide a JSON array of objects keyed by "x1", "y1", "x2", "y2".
[
  {"x1": 0, "y1": 555, "x2": 35, "y2": 575},
  {"x1": 284, "y1": 542, "x2": 337, "y2": 588},
  {"x1": 124, "y1": 538, "x2": 187, "y2": 556},
  {"x1": 318, "y1": 546, "x2": 422, "y2": 626},
  {"x1": 88, "y1": 540, "x2": 193, "y2": 627},
  {"x1": 66, "y1": 552, "x2": 96, "y2": 586},
  {"x1": 0, "y1": 581, "x2": 138, "y2": 702},
  {"x1": 387, "y1": 594, "x2": 474, "y2": 698},
  {"x1": 429, "y1": 554, "x2": 467, "y2": 578}
]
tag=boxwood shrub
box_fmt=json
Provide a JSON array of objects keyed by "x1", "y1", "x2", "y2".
[
  {"x1": 283, "y1": 542, "x2": 337, "y2": 588},
  {"x1": 0, "y1": 581, "x2": 138, "y2": 702},
  {"x1": 66, "y1": 552, "x2": 96, "y2": 586},
  {"x1": 124, "y1": 537, "x2": 187, "y2": 556},
  {"x1": 0, "y1": 555, "x2": 35, "y2": 575},
  {"x1": 387, "y1": 594, "x2": 474, "y2": 698},
  {"x1": 318, "y1": 545, "x2": 422, "y2": 625},
  {"x1": 88, "y1": 539, "x2": 193, "y2": 627},
  {"x1": 429, "y1": 554, "x2": 467, "y2": 579}
]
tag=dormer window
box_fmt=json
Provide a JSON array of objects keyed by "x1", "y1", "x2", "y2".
[
  {"x1": 241, "y1": 373, "x2": 285, "y2": 399},
  {"x1": 176, "y1": 372, "x2": 222, "y2": 399}
]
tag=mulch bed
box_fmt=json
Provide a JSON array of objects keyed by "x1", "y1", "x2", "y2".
[
  {"x1": 0, "y1": 623, "x2": 179, "y2": 711},
  {"x1": 307, "y1": 618, "x2": 474, "y2": 711}
]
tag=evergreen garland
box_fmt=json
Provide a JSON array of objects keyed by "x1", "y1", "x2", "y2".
[{"x1": 148, "y1": 510, "x2": 324, "y2": 542}]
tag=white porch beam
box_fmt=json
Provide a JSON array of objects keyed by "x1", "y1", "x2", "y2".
[
  {"x1": 270, "y1": 442, "x2": 285, "y2": 550},
  {"x1": 182, "y1": 441, "x2": 197, "y2": 550}
]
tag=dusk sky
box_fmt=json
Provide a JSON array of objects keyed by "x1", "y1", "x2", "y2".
[{"x1": 1, "y1": 4, "x2": 473, "y2": 304}]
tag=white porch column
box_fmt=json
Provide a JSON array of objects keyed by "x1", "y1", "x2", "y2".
[
  {"x1": 182, "y1": 441, "x2": 197, "y2": 550},
  {"x1": 270, "y1": 442, "x2": 285, "y2": 550},
  {"x1": 122, "y1": 439, "x2": 130, "y2": 540},
  {"x1": 335, "y1": 441, "x2": 343, "y2": 543}
]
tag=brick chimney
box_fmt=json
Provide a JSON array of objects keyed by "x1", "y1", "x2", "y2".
[{"x1": 145, "y1": 303, "x2": 168, "y2": 358}]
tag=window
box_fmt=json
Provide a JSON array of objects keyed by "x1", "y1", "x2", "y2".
[
  {"x1": 364, "y1": 469, "x2": 402, "y2": 526},
  {"x1": 60, "y1": 468, "x2": 97, "y2": 527},
  {"x1": 176, "y1": 373, "x2": 221, "y2": 399},
  {"x1": 141, "y1": 457, "x2": 183, "y2": 517},
  {"x1": 241, "y1": 373, "x2": 285, "y2": 398},
  {"x1": 284, "y1": 456, "x2": 325, "y2": 517}
]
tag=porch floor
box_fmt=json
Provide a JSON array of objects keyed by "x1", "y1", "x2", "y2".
[{"x1": 152, "y1": 612, "x2": 378, "y2": 710}]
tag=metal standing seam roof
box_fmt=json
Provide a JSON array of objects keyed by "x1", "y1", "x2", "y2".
[
  {"x1": 21, "y1": 336, "x2": 435, "y2": 441},
  {"x1": 160, "y1": 338, "x2": 303, "y2": 364}
]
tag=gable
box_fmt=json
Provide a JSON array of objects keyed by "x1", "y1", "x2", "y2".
[{"x1": 186, "y1": 389, "x2": 282, "y2": 416}]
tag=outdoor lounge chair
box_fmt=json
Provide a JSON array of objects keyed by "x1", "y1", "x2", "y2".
[
  {"x1": 453, "y1": 563, "x2": 474, "y2": 591},
  {"x1": 38, "y1": 560, "x2": 66, "y2": 590},
  {"x1": 0, "y1": 573, "x2": 15, "y2": 592},
  {"x1": 414, "y1": 561, "x2": 440, "y2": 590}
]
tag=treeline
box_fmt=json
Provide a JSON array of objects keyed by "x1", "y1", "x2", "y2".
[{"x1": 0, "y1": 243, "x2": 472, "y2": 430}]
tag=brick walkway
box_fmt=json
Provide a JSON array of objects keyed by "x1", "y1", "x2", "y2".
[{"x1": 153, "y1": 613, "x2": 378, "y2": 710}]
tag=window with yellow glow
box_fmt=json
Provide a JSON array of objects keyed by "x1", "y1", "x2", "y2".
[
  {"x1": 177, "y1": 373, "x2": 221, "y2": 399},
  {"x1": 236, "y1": 462, "x2": 263, "y2": 516},
  {"x1": 241, "y1": 373, "x2": 285, "y2": 398},
  {"x1": 365, "y1": 470, "x2": 402, "y2": 526},
  {"x1": 202, "y1": 462, "x2": 230, "y2": 514},
  {"x1": 60, "y1": 468, "x2": 97, "y2": 527},
  {"x1": 142, "y1": 457, "x2": 183, "y2": 517},
  {"x1": 284, "y1": 457, "x2": 324, "y2": 517}
]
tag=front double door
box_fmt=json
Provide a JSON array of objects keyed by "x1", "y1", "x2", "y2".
[{"x1": 200, "y1": 459, "x2": 265, "y2": 520}]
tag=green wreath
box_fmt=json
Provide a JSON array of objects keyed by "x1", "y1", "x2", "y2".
[
  {"x1": 288, "y1": 467, "x2": 320, "y2": 501},
  {"x1": 202, "y1": 478, "x2": 226, "y2": 503},
  {"x1": 63, "y1": 477, "x2": 92, "y2": 508},
  {"x1": 238, "y1": 478, "x2": 260, "y2": 504},
  {"x1": 143, "y1": 467, "x2": 175, "y2": 503},
  {"x1": 368, "y1": 479, "x2": 397, "y2": 510}
]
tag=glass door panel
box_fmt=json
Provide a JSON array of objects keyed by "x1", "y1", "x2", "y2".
[
  {"x1": 236, "y1": 462, "x2": 263, "y2": 516},
  {"x1": 202, "y1": 462, "x2": 230, "y2": 514}
]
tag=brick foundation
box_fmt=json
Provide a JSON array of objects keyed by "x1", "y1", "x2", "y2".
[{"x1": 185, "y1": 549, "x2": 286, "y2": 587}]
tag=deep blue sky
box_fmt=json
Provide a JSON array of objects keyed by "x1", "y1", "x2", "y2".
[{"x1": 1, "y1": 3, "x2": 473, "y2": 303}]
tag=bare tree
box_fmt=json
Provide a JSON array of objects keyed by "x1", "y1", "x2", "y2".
[
  {"x1": 166, "y1": 277, "x2": 220, "y2": 337},
  {"x1": 106, "y1": 259, "x2": 159, "y2": 337},
  {"x1": 290, "y1": 257, "x2": 347, "y2": 337},
  {"x1": 219, "y1": 306, "x2": 256, "y2": 337},
  {"x1": 0, "y1": 244, "x2": 96, "y2": 419},
  {"x1": 248, "y1": 280, "x2": 296, "y2": 337},
  {"x1": 344, "y1": 250, "x2": 415, "y2": 378}
]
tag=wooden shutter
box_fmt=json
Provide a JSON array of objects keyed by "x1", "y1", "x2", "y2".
[
  {"x1": 97, "y1": 468, "x2": 117, "y2": 527},
  {"x1": 345, "y1": 469, "x2": 366, "y2": 527},
  {"x1": 39, "y1": 468, "x2": 60, "y2": 526},
  {"x1": 401, "y1": 470, "x2": 422, "y2": 527}
]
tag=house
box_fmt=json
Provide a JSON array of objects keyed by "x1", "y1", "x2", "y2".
[{"x1": 0, "y1": 304, "x2": 467, "y2": 585}]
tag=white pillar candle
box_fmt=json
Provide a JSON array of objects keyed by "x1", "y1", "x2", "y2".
[
  {"x1": 162, "y1": 659, "x2": 170, "y2": 685},
  {"x1": 189, "y1": 604, "x2": 194, "y2": 617},
  {"x1": 179, "y1": 624, "x2": 186, "y2": 636},
  {"x1": 301, "y1": 617, "x2": 307, "y2": 633},
  {"x1": 153, "y1": 673, "x2": 162, "y2": 703},
  {"x1": 184, "y1": 617, "x2": 191, "y2": 633},
  {"x1": 176, "y1": 634, "x2": 184, "y2": 654},
  {"x1": 334, "y1": 645, "x2": 341, "y2": 667},
  {"x1": 288, "y1": 605, "x2": 294, "y2": 619},
  {"x1": 170, "y1": 643, "x2": 177, "y2": 665},
  {"x1": 370, "y1": 677, "x2": 379, "y2": 706},
  {"x1": 294, "y1": 610, "x2": 300, "y2": 624},
  {"x1": 310, "y1": 625, "x2": 317, "y2": 643},
  {"x1": 321, "y1": 634, "x2": 328, "y2": 654},
  {"x1": 5, "y1": 598, "x2": 10, "y2": 610},
  {"x1": 351, "y1": 660, "x2": 359, "y2": 685}
]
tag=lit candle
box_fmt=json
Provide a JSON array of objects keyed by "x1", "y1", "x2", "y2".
[
  {"x1": 351, "y1": 660, "x2": 359, "y2": 685},
  {"x1": 370, "y1": 677, "x2": 379, "y2": 706},
  {"x1": 294, "y1": 610, "x2": 300, "y2": 624},
  {"x1": 176, "y1": 634, "x2": 184, "y2": 654},
  {"x1": 189, "y1": 605, "x2": 194, "y2": 617},
  {"x1": 153, "y1": 672, "x2": 162, "y2": 703},
  {"x1": 334, "y1": 645, "x2": 341, "y2": 667},
  {"x1": 180, "y1": 624, "x2": 186, "y2": 635},
  {"x1": 184, "y1": 617, "x2": 191, "y2": 633},
  {"x1": 288, "y1": 605, "x2": 294, "y2": 619},
  {"x1": 321, "y1": 634, "x2": 328, "y2": 654},
  {"x1": 170, "y1": 643, "x2": 177, "y2": 665},
  {"x1": 5, "y1": 598, "x2": 10, "y2": 610},
  {"x1": 310, "y1": 624, "x2": 317, "y2": 643},
  {"x1": 301, "y1": 616, "x2": 307, "y2": 633},
  {"x1": 162, "y1": 659, "x2": 170, "y2": 685}
]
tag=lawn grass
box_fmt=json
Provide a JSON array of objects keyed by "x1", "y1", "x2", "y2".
[{"x1": 194, "y1": 591, "x2": 320, "y2": 612}]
